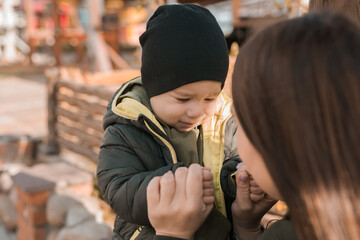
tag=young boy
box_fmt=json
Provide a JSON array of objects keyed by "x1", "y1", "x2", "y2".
[{"x1": 97, "y1": 4, "x2": 240, "y2": 240}]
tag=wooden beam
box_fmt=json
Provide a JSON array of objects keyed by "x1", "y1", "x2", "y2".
[
  {"x1": 57, "y1": 93, "x2": 107, "y2": 116},
  {"x1": 106, "y1": 44, "x2": 131, "y2": 70},
  {"x1": 56, "y1": 107, "x2": 104, "y2": 133},
  {"x1": 58, "y1": 137, "x2": 99, "y2": 162},
  {"x1": 57, "y1": 79, "x2": 115, "y2": 101},
  {"x1": 57, "y1": 122, "x2": 103, "y2": 148}
]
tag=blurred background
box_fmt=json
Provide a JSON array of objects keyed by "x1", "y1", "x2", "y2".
[
  {"x1": 0, "y1": 0, "x2": 310, "y2": 69},
  {"x1": 0, "y1": 0, "x2": 308, "y2": 239}
]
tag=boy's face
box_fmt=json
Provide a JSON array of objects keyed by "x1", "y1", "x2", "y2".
[{"x1": 150, "y1": 80, "x2": 222, "y2": 132}]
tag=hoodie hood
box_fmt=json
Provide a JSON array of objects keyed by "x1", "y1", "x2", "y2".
[
  {"x1": 103, "y1": 77, "x2": 165, "y2": 134},
  {"x1": 102, "y1": 77, "x2": 178, "y2": 162}
]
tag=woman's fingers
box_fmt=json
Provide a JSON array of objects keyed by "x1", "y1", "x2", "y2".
[
  {"x1": 186, "y1": 164, "x2": 204, "y2": 203},
  {"x1": 147, "y1": 164, "x2": 214, "y2": 239},
  {"x1": 159, "y1": 171, "x2": 175, "y2": 205},
  {"x1": 147, "y1": 176, "x2": 161, "y2": 208},
  {"x1": 234, "y1": 164, "x2": 251, "y2": 202},
  {"x1": 173, "y1": 167, "x2": 188, "y2": 200}
]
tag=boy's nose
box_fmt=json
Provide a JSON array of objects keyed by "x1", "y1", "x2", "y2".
[{"x1": 187, "y1": 103, "x2": 204, "y2": 118}]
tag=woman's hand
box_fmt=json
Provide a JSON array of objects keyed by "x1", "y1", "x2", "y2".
[
  {"x1": 232, "y1": 163, "x2": 277, "y2": 240},
  {"x1": 147, "y1": 164, "x2": 214, "y2": 239}
]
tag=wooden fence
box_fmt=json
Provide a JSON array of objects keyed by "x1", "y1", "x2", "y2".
[{"x1": 45, "y1": 67, "x2": 140, "y2": 163}]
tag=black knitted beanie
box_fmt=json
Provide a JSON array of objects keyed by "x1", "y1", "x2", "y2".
[{"x1": 139, "y1": 4, "x2": 229, "y2": 98}]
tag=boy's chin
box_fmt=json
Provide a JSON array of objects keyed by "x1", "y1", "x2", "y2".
[
  {"x1": 177, "y1": 128, "x2": 193, "y2": 133},
  {"x1": 174, "y1": 122, "x2": 200, "y2": 132},
  {"x1": 175, "y1": 126, "x2": 199, "y2": 133}
]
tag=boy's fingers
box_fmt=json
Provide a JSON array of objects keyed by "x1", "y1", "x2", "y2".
[
  {"x1": 159, "y1": 171, "x2": 175, "y2": 205},
  {"x1": 203, "y1": 167, "x2": 211, "y2": 172},
  {"x1": 250, "y1": 186, "x2": 264, "y2": 195},
  {"x1": 147, "y1": 176, "x2": 161, "y2": 208},
  {"x1": 250, "y1": 179, "x2": 259, "y2": 187},
  {"x1": 204, "y1": 202, "x2": 214, "y2": 216},
  {"x1": 203, "y1": 196, "x2": 215, "y2": 205},
  {"x1": 203, "y1": 180, "x2": 213, "y2": 189},
  {"x1": 250, "y1": 192, "x2": 265, "y2": 202},
  {"x1": 256, "y1": 195, "x2": 277, "y2": 214},
  {"x1": 202, "y1": 168, "x2": 213, "y2": 182},
  {"x1": 203, "y1": 188, "x2": 214, "y2": 197},
  {"x1": 263, "y1": 194, "x2": 278, "y2": 205}
]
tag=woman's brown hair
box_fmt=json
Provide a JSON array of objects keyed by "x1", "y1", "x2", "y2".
[
  {"x1": 309, "y1": 0, "x2": 360, "y2": 22},
  {"x1": 232, "y1": 13, "x2": 360, "y2": 240}
]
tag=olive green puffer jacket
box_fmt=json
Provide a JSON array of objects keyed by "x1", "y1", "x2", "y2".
[{"x1": 97, "y1": 78, "x2": 239, "y2": 240}]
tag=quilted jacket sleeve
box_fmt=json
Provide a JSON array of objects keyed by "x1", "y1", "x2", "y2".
[
  {"x1": 223, "y1": 116, "x2": 239, "y2": 161},
  {"x1": 97, "y1": 124, "x2": 184, "y2": 226},
  {"x1": 221, "y1": 116, "x2": 242, "y2": 202}
]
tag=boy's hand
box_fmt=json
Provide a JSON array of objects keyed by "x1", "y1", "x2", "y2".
[
  {"x1": 232, "y1": 163, "x2": 277, "y2": 240},
  {"x1": 147, "y1": 164, "x2": 213, "y2": 239},
  {"x1": 202, "y1": 167, "x2": 214, "y2": 205},
  {"x1": 249, "y1": 176, "x2": 265, "y2": 202}
]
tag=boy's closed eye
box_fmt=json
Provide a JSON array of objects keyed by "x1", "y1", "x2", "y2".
[
  {"x1": 176, "y1": 97, "x2": 216, "y2": 103},
  {"x1": 176, "y1": 98, "x2": 190, "y2": 103}
]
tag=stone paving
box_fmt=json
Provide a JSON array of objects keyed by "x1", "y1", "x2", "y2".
[{"x1": 0, "y1": 72, "x2": 47, "y2": 138}]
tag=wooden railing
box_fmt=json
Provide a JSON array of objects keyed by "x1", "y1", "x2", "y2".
[{"x1": 45, "y1": 67, "x2": 140, "y2": 163}]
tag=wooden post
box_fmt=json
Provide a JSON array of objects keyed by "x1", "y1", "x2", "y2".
[
  {"x1": 53, "y1": 0, "x2": 62, "y2": 66},
  {"x1": 44, "y1": 68, "x2": 60, "y2": 155},
  {"x1": 13, "y1": 172, "x2": 55, "y2": 240},
  {"x1": 232, "y1": 0, "x2": 242, "y2": 27}
]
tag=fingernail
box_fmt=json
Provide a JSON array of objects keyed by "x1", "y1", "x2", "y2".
[
  {"x1": 240, "y1": 174, "x2": 248, "y2": 183},
  {"x1": 203, "y1": 167, "x2": 211, "y2": 172}
]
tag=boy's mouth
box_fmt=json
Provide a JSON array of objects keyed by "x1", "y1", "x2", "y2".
[{"x1": 179, "y1": 121, "x2": 198, "y2": 128}]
